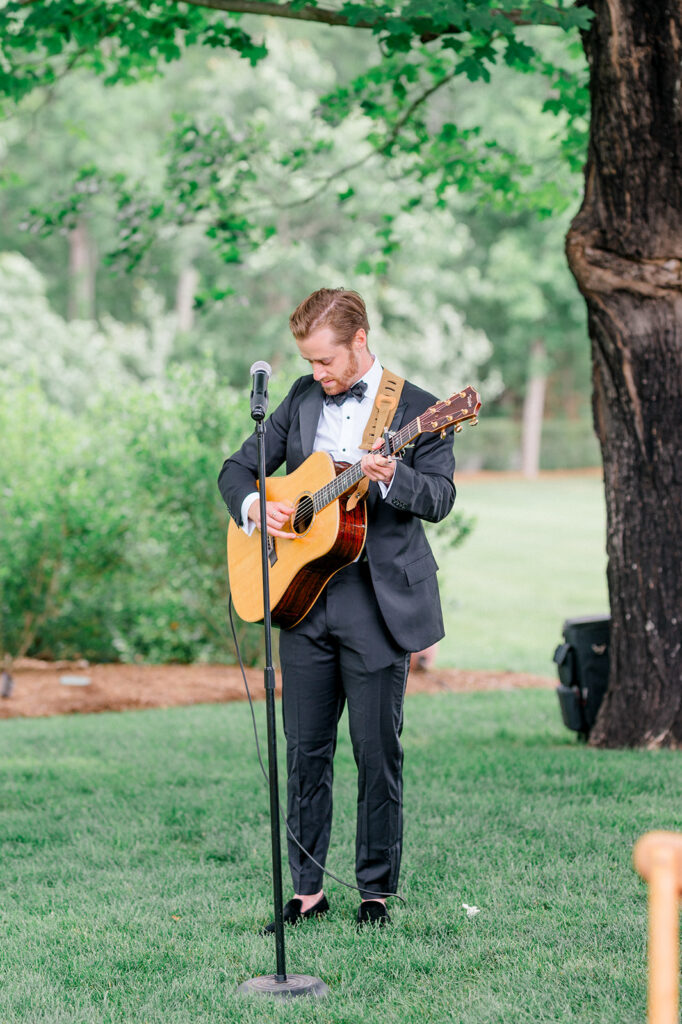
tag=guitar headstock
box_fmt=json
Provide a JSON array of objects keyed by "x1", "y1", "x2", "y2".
[{"x1": 421, "y1": 385, "x2": 482, "y2": 435}]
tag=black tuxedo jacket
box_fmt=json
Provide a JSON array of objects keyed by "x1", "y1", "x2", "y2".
[{"x1": 218, "y1": 374, "x2": 456, "y2": 652}]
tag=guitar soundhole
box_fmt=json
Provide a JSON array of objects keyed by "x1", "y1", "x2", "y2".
[{"x1": 292, "y1": 494, "x2": 314, "y2": 535}]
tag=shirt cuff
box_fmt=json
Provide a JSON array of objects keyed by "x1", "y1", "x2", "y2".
[
  {"x1": 240, "y1": 492, "x2": 259, "y2": 535},
  {"x1": 378, "y1": 471, "x2": 396, "y2": 500}
]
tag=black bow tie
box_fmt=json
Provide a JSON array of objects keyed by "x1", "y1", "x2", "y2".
[{"x1": 324, "y1": 381, "x2": 368, "y2": 406}]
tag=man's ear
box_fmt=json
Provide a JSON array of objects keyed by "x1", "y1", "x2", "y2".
[{"x1": 352, "y1": 328, "x2": 367, "y2": 350}]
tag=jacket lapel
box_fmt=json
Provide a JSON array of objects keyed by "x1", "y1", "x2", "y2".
[{"x1": 298, "y1": 381, "x2": 324, "y2": 457}]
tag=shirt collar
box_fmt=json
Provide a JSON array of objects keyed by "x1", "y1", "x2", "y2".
[{"x1": 358, "y1": 355, "x2": 382, "y2": 397}]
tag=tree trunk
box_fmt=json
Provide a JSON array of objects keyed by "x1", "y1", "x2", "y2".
[
  {"x1": 566, "y1": 0, "x2": 682, "y2": 747},
  {"x1": 68, "y1": 220, "x2": 96, "y2": 320},
  {"x1": 175, "y1": 265, "x2": 199, "y2": 333},
  {"x1": 520, "y1": 339, "x2": 547, "y2": 478}
]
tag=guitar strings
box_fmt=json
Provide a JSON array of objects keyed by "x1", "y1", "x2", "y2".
[
  {"x1": 228, "y1": 595, "x2": 406, "y2": 905},
  {"x1": 290, "y1": 433, "x2": 400, "y2": 531},
  {"x1": 291, "y1": 494, "x2": 314, "y2": 532}
]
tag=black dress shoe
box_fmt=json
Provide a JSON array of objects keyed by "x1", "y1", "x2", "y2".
[
  {"x1": 357, "y1": 900, "x2": 391, "y2": 928},
  {"x1": 262, "y1": 894, "x2": 329, "y2": 935}
]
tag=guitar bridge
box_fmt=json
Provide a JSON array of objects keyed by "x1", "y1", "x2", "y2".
[{"x1": 267, "y1": 535, "x2": 278, "y2": 567}]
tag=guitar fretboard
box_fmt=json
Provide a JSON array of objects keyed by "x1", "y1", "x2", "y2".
[{"x1": 312, "y1": 417, "x2": 421, "y2": 513}]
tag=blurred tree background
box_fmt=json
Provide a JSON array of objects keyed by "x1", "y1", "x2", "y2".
[{"x1": 0, "y1": 9, "x2": 595, "y2": 665}]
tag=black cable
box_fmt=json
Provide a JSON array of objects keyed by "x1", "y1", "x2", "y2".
[{"x1": 228, "y1": 594, "x2": 405, "y2": 904}]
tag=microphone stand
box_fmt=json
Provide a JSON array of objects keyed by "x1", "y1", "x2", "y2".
[{"x1": 236, "y1": 408, "x2": 328, "y2": 1000}]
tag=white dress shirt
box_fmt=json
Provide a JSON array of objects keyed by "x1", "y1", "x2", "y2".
[{"x1": 240, "y1": 356, "x2": 393, "y2": 533}]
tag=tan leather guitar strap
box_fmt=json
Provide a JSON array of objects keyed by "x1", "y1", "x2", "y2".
[{"x1": 346, "y1": 367, "x2": 405, "y2": 511}]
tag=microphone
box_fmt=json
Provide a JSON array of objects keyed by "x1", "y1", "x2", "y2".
[{"x1": 250, "y1": 360, "x2": 272, "y2": 421}]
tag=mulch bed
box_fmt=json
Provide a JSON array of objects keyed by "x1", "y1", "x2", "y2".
[{"x1": 1, "y1": 659, "x2": 554, "y2": 720}]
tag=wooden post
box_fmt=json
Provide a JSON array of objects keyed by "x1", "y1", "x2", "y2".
[{"x1": 633, "y1": 832, "x2": 682, "y2": 1024}]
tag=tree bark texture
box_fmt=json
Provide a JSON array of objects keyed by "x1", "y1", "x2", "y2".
[{"x1": 566, "y1": 0, "x2": 682, "y2": 746}]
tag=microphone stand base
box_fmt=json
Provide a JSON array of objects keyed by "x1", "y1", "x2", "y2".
[{"x1": 236, "y1": 973, "x2": 330, "y2": 999}]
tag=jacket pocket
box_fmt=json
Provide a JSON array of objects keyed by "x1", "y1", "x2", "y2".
[{"x1": 402, "y1": 550, "x2": 439, "y2": 586}]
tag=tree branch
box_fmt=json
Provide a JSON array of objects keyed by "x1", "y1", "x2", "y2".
[
  {"x1": 178, "y1": 0, "x2": 376, "y2": 30},
  {"x1": 278, "y1": 69, "x2": 456, "y2": 209},
  {"x1": 14, "y1": 0, "x2": 570, "y2": 47},
  {"x1": 383, "y1": 69, "x2": 456, "y2": 148},
  {"x1": 175, "y1": 0, "x2": 539, "y2": 34}
]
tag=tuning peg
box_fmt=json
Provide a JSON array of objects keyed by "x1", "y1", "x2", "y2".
[
  {"x1": 454, "y1": 423, "x2": 463, "y2": 433},
  {"x1": 470, "y1": 417, "x2": 478, "y2": 427}
]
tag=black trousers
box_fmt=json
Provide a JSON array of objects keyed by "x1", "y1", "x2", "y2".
[{"x1": 279, "y1": 560, "x2": 409, "y2": 898}]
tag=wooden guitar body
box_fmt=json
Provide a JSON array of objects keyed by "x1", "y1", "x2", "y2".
[{"x1": 227, "y1": 450, "x2": 367, "y2": 628}]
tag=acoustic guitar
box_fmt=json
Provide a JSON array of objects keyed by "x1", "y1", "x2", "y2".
[{"x1": 227, "y1": 385, "x2": 481, "y2": 628}]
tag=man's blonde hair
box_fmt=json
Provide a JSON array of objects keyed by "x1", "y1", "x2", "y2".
[{"x1": 289, "y1": 288, "x2": 370, "y2": 347}]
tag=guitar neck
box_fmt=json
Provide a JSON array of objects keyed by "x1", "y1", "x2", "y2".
[{"x1": 312, "y1": 416, "x2": 421, "y2": 513}]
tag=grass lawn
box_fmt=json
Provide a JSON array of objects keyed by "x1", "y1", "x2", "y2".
[
  {"x1": 437, "y1": 473, "x2": 608, "y2": 675},
  {"x1": 2, "y1": 691, "x2": 679, "y2": 1023}
]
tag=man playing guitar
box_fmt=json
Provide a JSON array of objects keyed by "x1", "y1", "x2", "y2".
[{"x1": 218, "y1": 288, "x2": 457, "y2": 929}]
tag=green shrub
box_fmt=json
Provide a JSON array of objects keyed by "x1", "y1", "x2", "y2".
[
  {"x1": 0, "y1": 369, "x2": 259, "y2": 663},
  {"x1": 0, "y1": 381, "x2": 130, "y2": 660}
]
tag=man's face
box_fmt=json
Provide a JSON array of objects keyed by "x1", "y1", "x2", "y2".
[{"x1": 296, "y1": 325, "x2": 368, "y2": 396}]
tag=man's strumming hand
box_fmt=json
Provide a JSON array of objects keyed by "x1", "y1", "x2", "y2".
[{"x1": 248, "y1": 498, "x2": 296, "y2": 538}]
